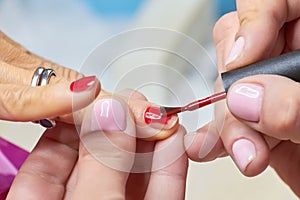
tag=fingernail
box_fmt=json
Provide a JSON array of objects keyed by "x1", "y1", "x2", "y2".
[
  {"x1": 144, "y1": 106, "x2": 178, "y2": 129},
  {"x1": 227, "y1": 84, "x2": 264, "y2": 122},
  {"x1": 232, "y1": 139, "x2": 256, "y2": 171},
  {"x1": 92, "y1": 99, "x2": 126, "y2": 131},
  {"x1": 225, "y1": 37, "x2": 245, "y2": 66},
  {"x1": 70, "y1": 76, "x2": 97, "y2": 93}
]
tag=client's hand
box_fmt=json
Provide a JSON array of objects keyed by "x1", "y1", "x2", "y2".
[
  {"x1": 0, "y1": 31, "x2": 102, "y2": 123},
  {"x1": 6, "y1": 91, "x2": 186, "y2": 200}
]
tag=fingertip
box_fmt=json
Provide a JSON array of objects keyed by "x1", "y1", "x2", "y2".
[
  {"x1": 229, "y1": 134, "x2": 270, "y2": 177},
  {"x1": 184, "y1": 123, "x2": 225, "y2": 162},
  {"x1": 225, "y1": 18, "x2": 284, "y2": 70},
  {"x1": 128, "y1": 100, "x2": 180, "y2": 141}
]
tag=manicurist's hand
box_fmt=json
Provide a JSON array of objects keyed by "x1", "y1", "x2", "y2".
[
  {"x1": 6, "y1": 90, "x2": 186, "y2": 200},
  {"x1": 185, "y1": 0, "x2": 300, "y2": 197}
]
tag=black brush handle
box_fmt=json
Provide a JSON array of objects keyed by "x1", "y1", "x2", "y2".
[{"x1": 221, "y1": 50, "x2": 300, "y2": 92}]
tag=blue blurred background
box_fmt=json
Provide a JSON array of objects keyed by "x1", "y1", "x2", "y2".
[{"x1": 83, "y1": 0, "x2": 236, "y2": 18}]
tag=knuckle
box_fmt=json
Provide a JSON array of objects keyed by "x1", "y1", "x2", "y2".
[
  {"x1": 39, "y1": 60, "x2": 81, "y2": 82},
  {"x1": 0, "y1": 86, "x2": 50, "y2": 121},
  {"x1": 0, "y1": 87, "x2": 29, "y2": 120},
  {"x1": 274, "y1": 98, "x2": 300, "y2": 137},
  {"x1": 238, "y1": 8, "x2": 259, "y2": 27},
  {"x1": 213, "y1": 12, "x2": 238, "y2": 43}
]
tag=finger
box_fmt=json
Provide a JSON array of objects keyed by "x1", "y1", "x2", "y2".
[
  {"x1": 214, "y1": 12, "x2": 285, "y2": 72},
  {"x1": 0, "y1": 76, "x2": 100, "y2": 122},
  {"x1": 0, "y1": 60, "x2": 80, "y2": 87},
  {"x1": 144, "y1": 126, "x2": 188, "y2": 200},
  {"x1": 118, "y1": 89, "x2": 155, "y2": 200},
  {"x1": 74, "y1": 90, "x2": 180, "y2": 141},
  {"x1": 0, "y1": 34, "x2": 39, "y2": 69},
  {"x1": 184, "y1": 122, "x2": 227, "y2": 162},
  {"x1": 0, "y1": 31, "x2": 80, "y2": 78},
  {"x1": 0, "y1": 61, "x2": 33, "y2": 85},
  {"x1": 218, "y1": 76, "x2": 269, "y2": 176},
  {"x1": 118, "y1": 89, "x2": 179, "y2": 140},
  {"x1": 125, "y1": 96, "x2": 179, "y2": 141},
  {"x1": 270, "y1": 141, "x2": 300, "y2": 197},
  {"x1": 285, "y1": 18, "x2": 300, "y2": 51},
  {"x1": 7, "y1": 122, "x2": 78, "y2": 200},
  {"x1": 227, "y1": 0, "x2": 300, "y2": 67},
  {"x1": 214, "y1": 0, "x2": 300, "y2": 72},
  {"x1": 118, "y1": 88, "x2": 148, "y2": 101},
  {"x1": 70, "y1": 97, "x2": 136, "y2": 199},
  {"x1": 0, "y1": 31, "x2": 27, "y2": 51},
  {"x1": 227, "y1": 75, "x2": 300, "y2": 143},
  {"x1": 0, "y1": 31, "x2": 83, "y2": 87},
  {"x1": 220, "y1": 111, "x2": 270, "y2": 176},
  {"x1": 126, "y1": 140, "x2": 154, "y2": 200},
  {"x1": 213, "y1": 12, "x2": 240, "y2": 72}
]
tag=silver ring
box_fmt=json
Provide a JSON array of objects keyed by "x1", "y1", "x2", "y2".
[
  {"x1": 31, "y1": 67, "x2": 45, "y2": 87},
  {"x1": 40, "y1": 69, "x2": 56, "y2": 86},
  {"x1": 31, "y1": 67, "x2": 57, "y2": 129}
]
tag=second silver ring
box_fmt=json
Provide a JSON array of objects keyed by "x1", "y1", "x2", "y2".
[{"x1": 31, "y1": 67, "x2": 57, "y2": 129}]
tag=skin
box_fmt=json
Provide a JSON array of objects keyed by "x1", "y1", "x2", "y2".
[
  {"x1": 7, "y1": 91, "x2": 188, "y2": 200},
  {"x1": 185, "y1": 0, "x2": 300, "y2": 197},
  {"x1": 1, "y1": 31, "x2": 182, "y2": 199},
  {"x1": 0, "y1": 30, "x2": 178, "y2": 139}
]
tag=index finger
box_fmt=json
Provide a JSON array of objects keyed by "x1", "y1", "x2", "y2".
[{"x1": 214, "y1": 0, "x2": 300, "y2": 71}]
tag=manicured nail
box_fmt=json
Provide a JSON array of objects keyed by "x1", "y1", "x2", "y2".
[
  {"x1": 70, "y1": 76, "x2": 96, "y2": 93},
  {"x1": 227, "y1": 84, "x2": 264, "y2": 122},
  {"x1": 225, "y1": 37, "x2": 245, "y2": 66},
  {"x1": 232, "y1": 139, "x2": 256, "y2": 171},
  {"x1": 144, "y1": 106, "x2": 178, "y2": 129},
  {"x1": 92, "y1": 99, "x2": 126, "y2": 131},
  {"x1": 144, "y1": 107, "x2": 171, "y2": 125}
]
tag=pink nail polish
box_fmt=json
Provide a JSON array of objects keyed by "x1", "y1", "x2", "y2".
[
  {"x1": 70, "y1": 76, "x2": 96, "y2": 93},
  {"x1": 225, "y1": 37, "x2": 245, "y2": 66},
  {"x1": 227, "y1": 84, "x2": 264, "y2": 122},
  {"x1": 232, "y1": 139, "x2": 256, "y2": 171},
  {"x1": 92, "y1": 99, "x2": 126, "y2": 131}
]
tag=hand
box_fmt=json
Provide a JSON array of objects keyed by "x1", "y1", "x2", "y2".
[
  {"x1": 0, "y1": 31, "x2": 179, "y2": 141},
  {"x1": 185, "y1": 0, "x2": 300, "y2": 197},
  {"x1": 6, "y1": 91, "x2": 186, "y2": 200},
  {"x1": 0, "y1": 31, "x2": 100, "y2": 123}
]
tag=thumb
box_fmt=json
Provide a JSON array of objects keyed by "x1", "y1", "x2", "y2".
[
  {"x1": 215, "y1": 0, "x2": 300, "y2": 71},
  {"x1": 71, "y1": 97, "x2": 136, "y2": 199},
  {"x1": 0, "y1": 76, "x2": 100, "y2": 122},
  {"x1": 227, "y1": 74, "x2": 300, "y2": 143}
]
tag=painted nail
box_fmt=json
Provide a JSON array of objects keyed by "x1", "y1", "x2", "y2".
[
  {"x1": 227, "y1": 84, "x2": 264, "y2": 122},
  {"x1": 70, "y1": 76, "x2": 96, "y2": 93},
  {"x1": 144, "y1": 107, "x2": 171, "y2": 125},
  {"x1": 232, "y1": 139, "x2": 256, "y2": 171},
  {"x1": 92, "y1": 99, "x2": 126, "y2": 131},
  {"x1": 225, "y1": 37, "x2": 245, "y2": 66}
]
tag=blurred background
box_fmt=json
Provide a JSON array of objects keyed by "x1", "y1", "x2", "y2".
[{"x1": 0, "y1": 0, "x2": 297, "y2": 199}]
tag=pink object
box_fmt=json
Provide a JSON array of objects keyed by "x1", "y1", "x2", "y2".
[
  {"x1": 232, "y1": 139, "x2": 256, "y2": 171},
  {"x1": 0, "y1": 138, "x2": 29, "y2": 199},
  {"x1": 92, "y1": 99, "x2": 126, "y2": 131},
  {"x1": 225, "y1": 37, "x2": 245, "y2": 66},
  {"x1": 227, "y1": 83, "x2": 264, "y2": 122}
]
